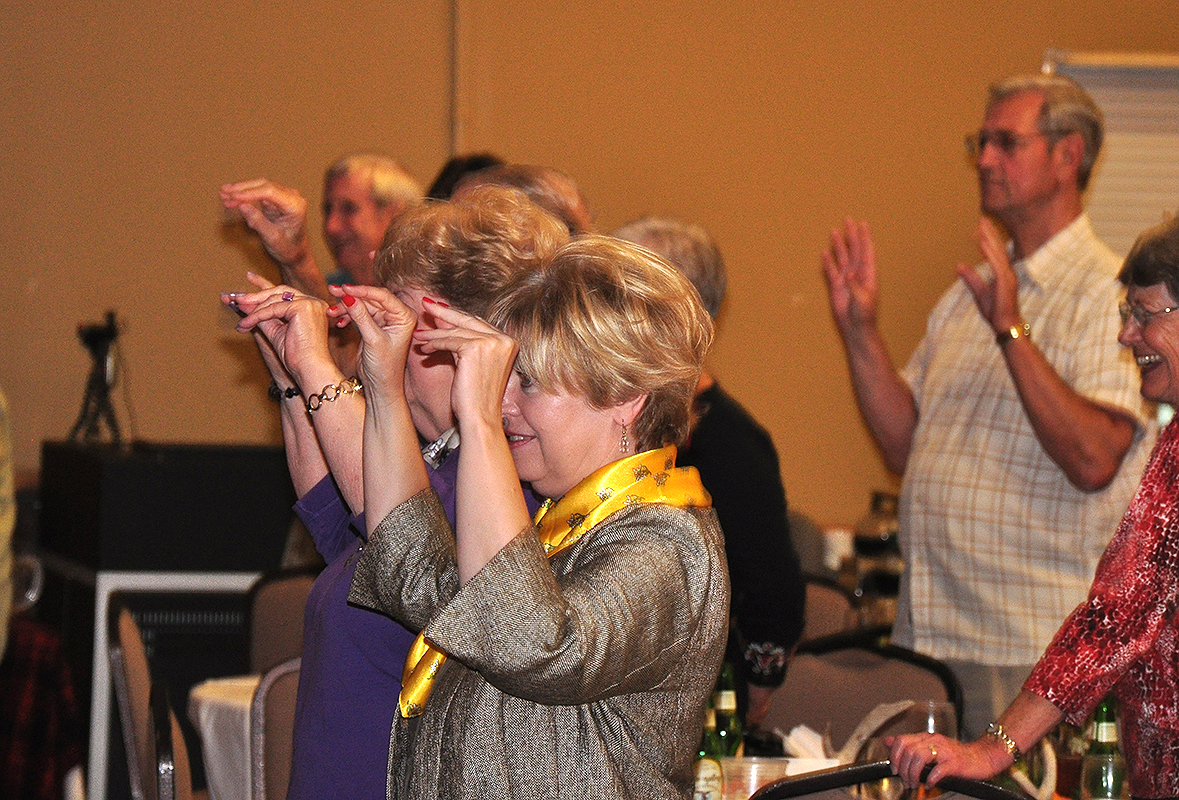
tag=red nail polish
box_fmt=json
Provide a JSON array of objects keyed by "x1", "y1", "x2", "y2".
[
  {"x1": 342, "y1": 295, "x2": 356, "y2": 308},
  {"x1": 422, "y1": 297, "x2": 435, "y2": 305}
]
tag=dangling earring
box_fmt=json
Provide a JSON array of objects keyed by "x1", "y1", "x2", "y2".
[{"x1": 619, "y1": 425, "x2": 630, "y2": 454}]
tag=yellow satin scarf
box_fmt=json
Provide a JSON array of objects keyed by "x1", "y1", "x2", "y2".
[{"x1": 398, "y1": 444, "x2": 711, "y2": 717}]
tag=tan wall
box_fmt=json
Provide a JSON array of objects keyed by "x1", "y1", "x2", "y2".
[{"x1": 1, "y1": 0, "x2": 1174, "y2": 527}]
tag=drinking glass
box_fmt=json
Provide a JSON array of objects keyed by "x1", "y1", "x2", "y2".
[{"x1": 858, "y1": 701, "x2": 956, "y2": 800}]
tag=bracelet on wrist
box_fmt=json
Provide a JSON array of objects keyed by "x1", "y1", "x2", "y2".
[
  {"x1": 985, "y1": 722, "x2": 1022, "y2": 763},
  {"x1": 306, "y1": 377, "x2": 363, "y2": 414},
  {"x1": 996, "y1": 321, "x2": 1031, "y2": 346},
  {"x1": 268, "y1": 381, "x2": 301, "y2": 402}
]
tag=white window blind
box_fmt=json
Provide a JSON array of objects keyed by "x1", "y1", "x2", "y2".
[{"x1": 1045, "y1": 50, "x2": 1179, "y2": 256}]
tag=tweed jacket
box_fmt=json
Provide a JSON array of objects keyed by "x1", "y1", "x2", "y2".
[{"x1": 348, "y1": 487, "x2": 730, "y2": 800}]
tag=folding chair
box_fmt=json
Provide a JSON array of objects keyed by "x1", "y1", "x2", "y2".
[
  {"x1": 246, "y1": 569, "x2": 317, "y2": 674},
  {"x1": 250, "y1": 656, "x2": 301, "y2": 800}
]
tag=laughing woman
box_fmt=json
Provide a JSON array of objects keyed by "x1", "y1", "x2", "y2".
[
  {"x1": 889, "y1": 214, "x2": 1179, "y2": 799},
  {"x1": 341, "y1": 236, "x2": 730, "y2": 800}
]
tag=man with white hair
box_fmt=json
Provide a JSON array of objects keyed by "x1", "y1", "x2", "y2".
[
  {"x1": 221, "y1": 153, "x2": 422, "y2": 299},
  {"x1": 822, "y1": 74, "x2": 1155, "y2": 737}
]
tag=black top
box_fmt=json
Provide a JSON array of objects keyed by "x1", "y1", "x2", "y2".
[{"x1": 678, "y1": 383, "x2": 806, "y2": 688}]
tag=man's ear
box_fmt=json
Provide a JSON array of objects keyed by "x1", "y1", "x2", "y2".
[{"x1": 1053, "y1": 131, "x2": 1085, "y2": 184}]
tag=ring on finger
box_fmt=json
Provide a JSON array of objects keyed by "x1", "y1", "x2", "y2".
[
  {"x1": 930, "y1": 745, "x2": 938, "y2": 761},
  {"x1": 282, "y1": 291, "x2": 295, "y2": 302}
]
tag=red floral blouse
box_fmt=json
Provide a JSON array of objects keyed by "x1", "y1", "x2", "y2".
[{"x1": 1025, "y1": 420, "x2": 1179, "y2": 798}]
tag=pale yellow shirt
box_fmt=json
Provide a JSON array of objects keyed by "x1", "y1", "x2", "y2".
[{"x1": 894, "y1": 214, "x2": 1156, "y2": 665}]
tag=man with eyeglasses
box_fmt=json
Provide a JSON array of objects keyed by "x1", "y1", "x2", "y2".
[{"x1": 822, "y1": 73, "x2": 1155, "y2": 739}]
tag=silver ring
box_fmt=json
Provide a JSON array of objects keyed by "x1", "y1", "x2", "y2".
[{"x1": 282, "y1": 291, "x2": 295, "y2": 302}]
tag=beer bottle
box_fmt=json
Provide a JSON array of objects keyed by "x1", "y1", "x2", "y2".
[
  {"x1": 1080, "y1": 696, "x2": 1127, "y2": 800},
  {"x1": 713, "y1": 662, "x2": 744, "y2": 757},
  {"x1": 693, "y1": 702, "x2": 724, "y2": 800}
]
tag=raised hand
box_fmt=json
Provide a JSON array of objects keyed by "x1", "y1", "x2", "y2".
[
  {"x1": 822, "y1": 218, "x2": 881, "y2": 336},
  {"x1": 220, "y1": 178, "x2": 311, "y2": 268},
  {"x1": 328, "y1": 284, "x2": 418, "y2": 404},
  {"x1": 957, "y1": 217, "x2": 1023, "y2": 334},
  {"x1": 224, "y1": 272, "x2": 335, "y2": 387},
  {"x1": 411, "y1": 303, "x2": 519, "y2": 433}
]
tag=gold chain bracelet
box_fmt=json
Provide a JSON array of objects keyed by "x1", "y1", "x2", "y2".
[
  {"x1": 985, "y1": 722, "x2": 1022, "y2": 763},
  {"x1": 306, "y1": 377, "x2": 363, "y2": 414}
]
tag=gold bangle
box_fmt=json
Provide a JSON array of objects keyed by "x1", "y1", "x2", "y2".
[
  {"x1": 306, "y1": 377, "x2": 363, "y2": 414},
  {"x1": 996, "y1": 322, "x2": 1031, "y2": 346},
  {"x1": 986, "y1": 722, "x2": 1022, "y2": 763}
]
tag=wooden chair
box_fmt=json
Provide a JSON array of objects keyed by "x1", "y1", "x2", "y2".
[
  {"x1": 109, "y1": 594, "x2": 155, "y2": 800},
  {"x1": 750, "y1": 760, "x2": 1027, "y2": 800},
  {"x1": 246, "y1": 569, "x2": 317, "y2": 674},
  {"x1": 250, "y1": 656, "x2": 301, "y2": 800}
]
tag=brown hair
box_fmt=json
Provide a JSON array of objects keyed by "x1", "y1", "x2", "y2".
[
  {"x1": 374, "y1": 185, "x2": 569, "y2": 317},
  {"x1": 1119, "y1": 212, "x2": 1179, "y2": 301}
]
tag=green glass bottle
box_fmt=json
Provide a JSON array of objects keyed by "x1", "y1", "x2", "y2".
[
  {"x1": 694, "y1": 704, "x2": 724, "y2": 800},
  {"x1": 1080, "y1": 696, "x2": 1127, "y2": 800},
  {"x1": 713, "y1": 662, "x2": 744, "y2": 757}
]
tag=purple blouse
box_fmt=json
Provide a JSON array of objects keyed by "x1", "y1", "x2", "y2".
[{"x1": 285, "y1": 453, "x2": 458, "y2": 800}]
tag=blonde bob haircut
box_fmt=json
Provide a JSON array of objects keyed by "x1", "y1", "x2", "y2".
[
  {"x1": 373, "y1": 185, "x2": 569, "y2": 318},
  {"x1": 488, "y1": 236, "x2": 714, "y2": 452}
]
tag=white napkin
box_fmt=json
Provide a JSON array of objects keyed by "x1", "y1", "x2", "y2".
[
  {"x1": 774, "y1": 700, "x2": 917, "y2": 764},
  {"x1": 776, "y1": 724, "x2": 831, "y2": 759}
]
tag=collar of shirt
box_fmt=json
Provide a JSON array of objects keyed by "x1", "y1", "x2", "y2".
[
  {"x1": 1013, "y1": 212, "x2": 1098, "y2": 290},
  {"x1": 421, "y1": 427, "x2": 460, "y2": 469}
]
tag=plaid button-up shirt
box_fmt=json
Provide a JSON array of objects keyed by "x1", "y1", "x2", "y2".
[{"x1": 893, "y1": 214, "x2": 1156, "y2": 665}]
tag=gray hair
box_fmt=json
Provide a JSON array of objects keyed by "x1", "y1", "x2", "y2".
[
  {"x1": 988, "y1": 74, "x2": 1104, "y2": 190},
  {"x1": 325, "y1": 153, "x2": 423, "y2": 209},
  {"x1": 613, "y1": 217, "x2": 727, "y2": 319}
]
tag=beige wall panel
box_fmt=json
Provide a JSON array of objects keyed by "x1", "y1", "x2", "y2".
[
  {"x1": 1, "y1": 0, "x2": 1175, "y2": 528},
  {"x1": 456, "y1": 0, "x2": 1176, "y2": 524},
  {"x1": 0, "y1": 0, "x2": 451, "y2": 483}
]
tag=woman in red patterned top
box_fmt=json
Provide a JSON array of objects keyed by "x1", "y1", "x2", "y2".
[{"x1": 888, "y1": 213, "x2": 1179, "y2": 799}]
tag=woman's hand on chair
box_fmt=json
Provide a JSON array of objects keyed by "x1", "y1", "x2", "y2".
[{"x1": 885, "y1": 732, "x2": 1011, "y2": 788}]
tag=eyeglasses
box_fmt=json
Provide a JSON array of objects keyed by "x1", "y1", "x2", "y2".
[
  {"x1": 1119, "y1": 300, "x2": 1179, "y2": 327},
  {"x1": 964, "y1": 130, "x2": 1047, "y2": 158}
]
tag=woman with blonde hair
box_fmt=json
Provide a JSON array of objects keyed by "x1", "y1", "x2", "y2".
[{"x1": 342, "y1": 236, "x2": 730, "y2": 799}]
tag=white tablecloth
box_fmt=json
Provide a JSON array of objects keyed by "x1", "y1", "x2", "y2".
[{"x1": 188, "y1": 675, "x2": 262, "y2": 800}]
